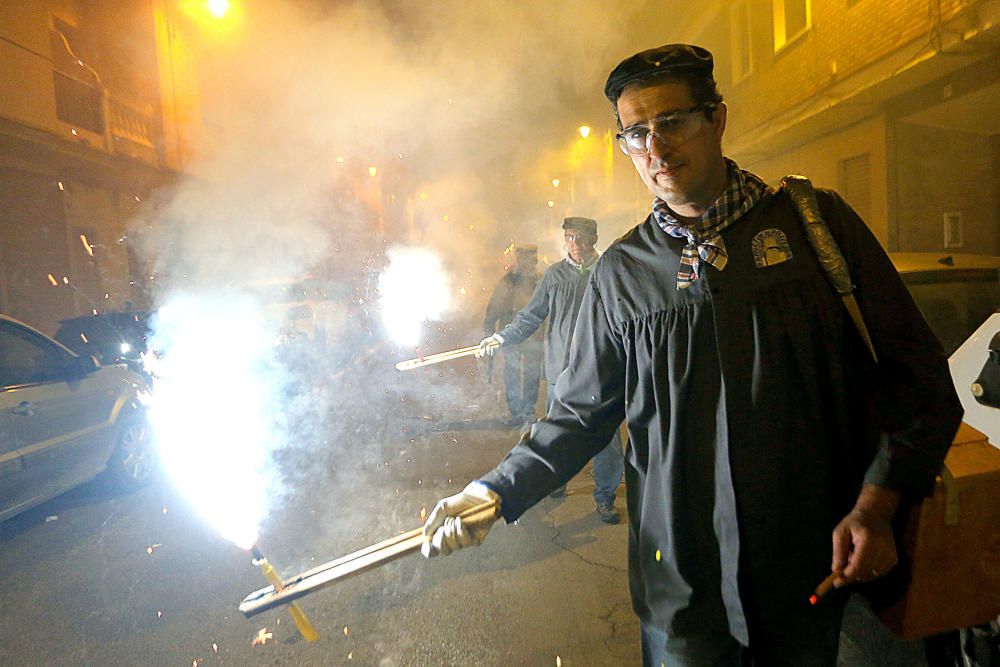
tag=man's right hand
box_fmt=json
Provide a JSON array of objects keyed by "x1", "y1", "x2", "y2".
[
  {"x1": 477, "y1": 334, "x2": 504, "y2": 358},
  {"x1": 421, "y1": 482, "x2": 501, "y2": 557}
]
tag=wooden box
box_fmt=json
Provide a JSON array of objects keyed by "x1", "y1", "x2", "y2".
[{"x1": 875, "y1": 423, "x2": 1000, "y2": 639}]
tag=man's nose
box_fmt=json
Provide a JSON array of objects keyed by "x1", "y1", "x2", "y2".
[{"x1": 646, "y1": 132, "x2": 672, "y2": 161}]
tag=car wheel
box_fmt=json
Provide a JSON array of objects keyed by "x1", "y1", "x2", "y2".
[{"x1": 106, "y1": 416, "x2": 155, "y2": 490}]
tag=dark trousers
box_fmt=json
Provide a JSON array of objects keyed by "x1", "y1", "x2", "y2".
[
  {"x1": 640, "y1": 601, "x2": 844, "y2": 667},
  {"x1": 503, "y1": 344, "x2": 542, "y2": 419}
]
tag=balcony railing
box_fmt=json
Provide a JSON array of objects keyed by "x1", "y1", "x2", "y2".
[
  {"x1": 51, "y1": 69, "x2": 161, "y2": 168},
  {"x1": 108, "y1": 95, "x2": 159, "y2": 166}
]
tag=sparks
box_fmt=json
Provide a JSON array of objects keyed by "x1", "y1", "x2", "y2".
[
  {"x1": 79, "y1": 234, "x2": 93, "y2": 256},
  {"x1": 252, "y1": 627, "x2": 273, "y2": 646},
  {"x1": 47, "y1": 274, "x2": 58, "y2": 286},
  {"x1": 156, "y1": 610, "x2": 163, "y2": 619},
  {"x1": 343, "y1": 626, "x2": 349, "y2": 636},
  {"x1": 655, "y1": 549, "x2": 661, "y2": 562}
]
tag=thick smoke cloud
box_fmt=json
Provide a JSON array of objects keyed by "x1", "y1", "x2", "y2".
[{"x1": 133, "y1": 0, "x2": 684, "y2": 551}]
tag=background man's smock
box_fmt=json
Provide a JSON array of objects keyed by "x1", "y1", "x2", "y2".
[
  {"x1": 479, "y1": 188, "x2": 962, "y2": 644},
  {"x1": 485, "y1": 271, "x2": 543, "y2": 419},
  {"x1": 499, "y1": 260, "x2": 591, "y2": 383}
]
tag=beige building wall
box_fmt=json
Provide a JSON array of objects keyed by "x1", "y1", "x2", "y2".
[{"x1": 741, "y1": 115, "x2": 889, "y2": 245}]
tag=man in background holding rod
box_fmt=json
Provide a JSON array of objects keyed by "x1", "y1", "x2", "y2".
[
  {"x1": 478, "y1": 217, "x2": 625, "y2": 524},
  {"x1": 483, "y1": 244, "x2": 543, "y2": 427},
  {"x1": 423, "y1": 44, "x2": 961, "y2": 665}
]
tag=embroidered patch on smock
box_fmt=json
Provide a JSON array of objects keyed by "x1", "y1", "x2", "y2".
[{"x1": 751, "y1": 229, "x2": 793, "y2": 268}]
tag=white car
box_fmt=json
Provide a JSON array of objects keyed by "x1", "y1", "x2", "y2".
[{"x1": 0, "y1": 315, "x2": 152, "y2": 522}]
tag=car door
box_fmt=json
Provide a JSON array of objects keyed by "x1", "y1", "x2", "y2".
[
  {"x1": 0, "y1": 397, "x2": 24, "y2": 519},
  {"x1": 0, "y1": 320, "x2": 117, "y2": 516}
]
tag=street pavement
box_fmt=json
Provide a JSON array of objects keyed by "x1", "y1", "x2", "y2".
[
  {"x1": 0, "y1": 347, "x2": 640, "y2": 667},
  {"x1": 0, "y1": 335, "x2": 931, "y2": 666}
]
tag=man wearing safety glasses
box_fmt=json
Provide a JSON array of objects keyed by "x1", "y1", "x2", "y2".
[{"x1": 423, "y1": 44, "x2": 961, "y2": 666}]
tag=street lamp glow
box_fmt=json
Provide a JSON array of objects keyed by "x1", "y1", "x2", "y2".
[
  {"x1": 578, "y1": 125, "x2": 591, "y2": 139},
  {"x1": 551, "y1": 178, "x2": 560, "y2": 188},
  {"x1": 207, "y1": 0, "x2": 230, "y2": 18}
]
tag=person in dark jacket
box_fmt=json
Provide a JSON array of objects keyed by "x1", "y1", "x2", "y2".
[
  {"x1": 479, "y1": 218, "x2": 625, "y2": 524},
  {"x1": 422, "y1": 44, "x2": 962, "y2": 666},
  {"x1": 483, "y1": 245, "x2": 543, "y2": 425}
]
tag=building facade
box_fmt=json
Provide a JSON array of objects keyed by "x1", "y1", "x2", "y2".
[
  {"x1": 0, "y1": 1, "x2": 202, "y2": 332},
  {"x1": 684, "y1": 0, "x2": 999, "y2": 255}
]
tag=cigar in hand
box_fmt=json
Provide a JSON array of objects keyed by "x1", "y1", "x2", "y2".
[{"x1": 809, "y1": 572, "x2": 838, "y2": 605}]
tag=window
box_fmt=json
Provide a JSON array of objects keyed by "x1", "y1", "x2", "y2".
[
  {"x1": 50, "y1": 17, "x2": 105, "y2": 134},
  {"x1": 773, "y1": 0, "x2": 811, "y2": 51},
  {"x1": 0, "y1": 323, "x2": 70, "y2": 388},
  {"x1": 730, "y1": 0, "x2": 754, "y2": 82},
  {"x1": 839, "y1": 153, "x2": 871, "y2": 223}
]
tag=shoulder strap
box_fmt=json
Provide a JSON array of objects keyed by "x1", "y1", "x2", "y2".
[{"x1": 781, "y1": 175, "x2": 878, "y2": 362}]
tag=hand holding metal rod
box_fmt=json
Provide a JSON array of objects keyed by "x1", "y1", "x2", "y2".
[
  {"x1": 395, "y1": 345, "x2": 481, "y2": 371},
  {"x1": 239, "y1": 498, "x2": 499, "y2": 617}
]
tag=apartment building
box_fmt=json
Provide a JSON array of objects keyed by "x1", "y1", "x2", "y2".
[
  {"x1": 682, "y1": 0, "x2": 999, "y2": 254},
  {"x1": 0, "y1": 1, "x2": 203, "y2": 332}
]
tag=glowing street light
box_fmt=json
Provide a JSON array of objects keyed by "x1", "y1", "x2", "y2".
[
  {"x1": 578, "y1": 125, "x2": 591, "y2": 139},
  {"x1": 207, "y1": 0, "x2": 230, "y2": 18},
  {"x1": 551, "y1": 178, "x2": 560, "y2": 188}
]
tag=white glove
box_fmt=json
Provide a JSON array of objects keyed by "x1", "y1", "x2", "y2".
[
  {"x1": 421, "y1": 481, "x2": 501, "y2": 557},
  {"x1": 477, "y1": 333, "x2": 504, "y2": 358}
]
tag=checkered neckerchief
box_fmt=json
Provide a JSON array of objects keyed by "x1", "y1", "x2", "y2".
[{"x1": 652, "y1": 159, "x2": 767, "y2": 289}]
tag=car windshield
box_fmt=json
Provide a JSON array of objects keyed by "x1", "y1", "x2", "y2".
[{"x1": 900, "y1": 268, "x2": 1000, "y2": 356}]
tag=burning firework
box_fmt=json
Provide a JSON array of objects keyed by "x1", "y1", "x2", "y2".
[
  {"x1": 144, "y1": 288, "x2": 288, "y2": 549},
  {"x1": 378, "y1": 246, "x2": 451, "y2": 347}
]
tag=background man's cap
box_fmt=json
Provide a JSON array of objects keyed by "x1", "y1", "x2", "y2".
[
  {"x1": 562, "y1": 217, "x2": 598, "y2": 235},
  {"x1": 604, "y1": 44, "x2": 714, "y2": 102},
  {"x1": 514, "y1": 244, "x2": 538, "y2": 254}
]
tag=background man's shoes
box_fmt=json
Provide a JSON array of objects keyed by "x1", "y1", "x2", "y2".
[
  {"x1": 548, "y1": 485, "x2": 566, "y2": 498},
  {"x1": 596, "y1": 502, "x2": 620, "y2": 524}
]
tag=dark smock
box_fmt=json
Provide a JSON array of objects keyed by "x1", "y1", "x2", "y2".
[
  {"x1": 498, "y1": 259, "x2": 592, "y2": 383},
  {"x1": 479, "y1": 188, "x2": 962, "y2": 643}
]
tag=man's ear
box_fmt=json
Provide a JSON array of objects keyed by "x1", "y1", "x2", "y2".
[{"x1": 713, "y1": 102, "x2": 728, "y2": 139}]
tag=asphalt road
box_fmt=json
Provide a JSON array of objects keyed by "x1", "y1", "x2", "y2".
[{"x1": 0, "y1": 334, "x2": 932, "y2": 666}]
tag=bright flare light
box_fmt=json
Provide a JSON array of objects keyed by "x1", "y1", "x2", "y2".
[
  {"x1": 578, "y1": 125, "x2": 592, "y2": 139},
  {"x1": 144, "y1": 290, "x2": 286, "y2": 549},
  {"x1": 378, "y1": 246, "x2": 451, "y2": 347},
  {"x1": 207, "y1": 0, "x2": 230, "y2": 18}
]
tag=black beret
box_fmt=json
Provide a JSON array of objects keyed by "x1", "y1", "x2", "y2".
[
  {"x1": 562, "y1": 217, "x2": 598, "y2": 235},
  {"x1": 604, "y1": 44, "x2": 714, "y2": 102}
]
